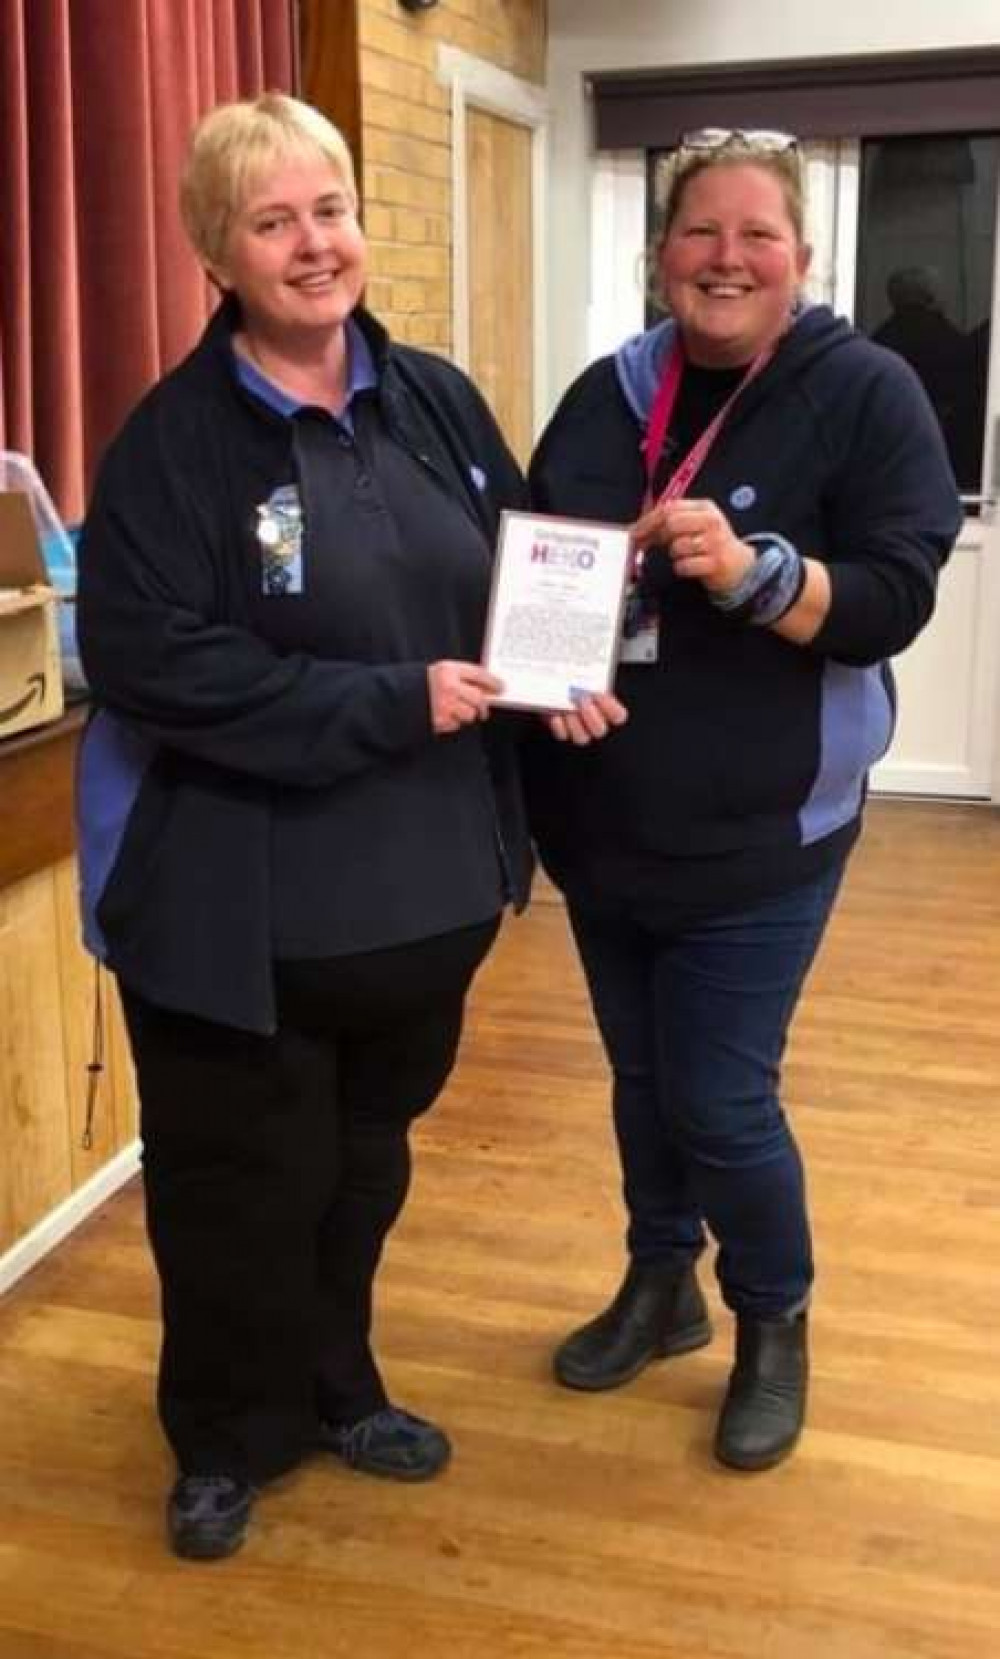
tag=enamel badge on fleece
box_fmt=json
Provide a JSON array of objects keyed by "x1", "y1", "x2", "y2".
[{"x1": 256, "y1": 485, "x2": 303, "y2": 595}]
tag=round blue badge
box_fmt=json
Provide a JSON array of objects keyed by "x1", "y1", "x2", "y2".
[{"x1": 730, "y1": 485, "x2": 756, "y2": 511}]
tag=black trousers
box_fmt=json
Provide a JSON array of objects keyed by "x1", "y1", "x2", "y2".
[{"x1": 121, "y1": 917, "x2": 499, "y2": 1483}]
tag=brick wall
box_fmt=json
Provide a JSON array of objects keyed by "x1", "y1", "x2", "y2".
[{"x1": 357, "y1": 0, "x2": 546, "y2": 352}]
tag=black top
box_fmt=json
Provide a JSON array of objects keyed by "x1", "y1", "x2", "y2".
[
  {"x1": 649, "y1": 360, "x2": 747, "y2": 499},
  {"x1": 247, "y1": 394, "x2": 507, "y2": 956}
]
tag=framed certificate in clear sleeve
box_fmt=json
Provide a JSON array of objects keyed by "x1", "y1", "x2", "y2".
[{"x1": 482, "y1": 511, "x2": 631, "y2": 712}]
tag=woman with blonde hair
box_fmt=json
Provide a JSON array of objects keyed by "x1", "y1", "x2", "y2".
[
  {"x1": 526, "y1": 129, "x2": 960, "y2": 1471},
  {"x1": 77, "y1": 93, "x2": 530, "y2": 1559}
]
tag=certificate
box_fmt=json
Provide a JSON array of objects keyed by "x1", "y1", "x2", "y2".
[{"x1": 483, "y1": 511, "x2": 631, "y2": 711}]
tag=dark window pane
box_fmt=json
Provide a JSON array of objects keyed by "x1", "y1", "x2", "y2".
[{"x1": 856, "y1": 134, "x2": 997, "y2": 494}]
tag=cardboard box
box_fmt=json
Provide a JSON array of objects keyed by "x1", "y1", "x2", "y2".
[{"x1": 0, "y1": 491, "x2": 65, "y2": 739}]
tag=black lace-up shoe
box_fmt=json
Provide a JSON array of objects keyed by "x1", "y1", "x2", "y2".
[
  {"x1": 714, "y1": 1311, "x2": 808, "y2": 1471},
  {"x1": 167, "y1": 1473, "x2": 255, "y2": 1561},
  {"x1": 554, "y1": 1260, "x2": 712, "y2": 1391},
  {"x1": 321, "y1": 1405, "x2": 451, "y2": 1481}
]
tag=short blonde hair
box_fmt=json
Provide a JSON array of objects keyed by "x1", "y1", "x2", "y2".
[{"x1": 180, "y1": 92, "x2": 357, "y2": 268}]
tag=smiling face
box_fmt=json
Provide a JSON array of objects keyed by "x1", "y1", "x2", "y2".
[
  {"x1": 658, "y1": 161, "x2": 811, "y2": 367},
  {"x1": 212, "y1": 155, "x2": 367, "y2": 345}
]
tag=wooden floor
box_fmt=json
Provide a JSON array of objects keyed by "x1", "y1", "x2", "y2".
[{"x1": 1, "y1": 799, "x2": 999, "y2": 1658}]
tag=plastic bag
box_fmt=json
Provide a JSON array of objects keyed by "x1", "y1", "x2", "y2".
[{"x1": 0, "y1": 451, "x2": 86, "y2": 695}]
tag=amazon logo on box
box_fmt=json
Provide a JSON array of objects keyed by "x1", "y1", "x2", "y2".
[{"x1": 0, "y1": 492, "x2": 64, "y2": 739}]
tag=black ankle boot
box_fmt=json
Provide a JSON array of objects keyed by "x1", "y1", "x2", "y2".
[
  {"x1": 554, "y1": 1261, "x2": 712, "y2": 1391},
  {"x1": 714, "y1": 1311, "x2": 808, "y2": 1471}
]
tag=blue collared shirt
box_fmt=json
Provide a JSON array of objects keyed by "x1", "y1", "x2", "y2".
[{"x1": 234, "y1": 315, "x2": 377, "y2": 433}]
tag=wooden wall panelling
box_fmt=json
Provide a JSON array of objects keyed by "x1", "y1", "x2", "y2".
[
  {"x1": 0, "y1": 869, "x2": 73, "y2": 1252},
  {"x1": 0, "y1": 707, "x2": 86, "y2": 891}
]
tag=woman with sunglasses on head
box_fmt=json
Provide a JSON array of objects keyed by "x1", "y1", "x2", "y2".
[
  {"x1": 524, "y1": 129, "x2": 961, "y2": 1470},
  {"x1": 76, "y1": 94, "x2": 531, "y2": 1559}
]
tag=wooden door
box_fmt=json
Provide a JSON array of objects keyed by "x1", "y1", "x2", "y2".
[
  {"x1": 299, "y1": 0, "x2": 363, "y2": 194},
  {"x1": 466, "y1": 108, "x2": 534, "y2": 465}
]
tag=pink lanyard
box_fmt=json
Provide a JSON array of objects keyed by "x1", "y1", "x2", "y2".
[{"x1": 641, "y1": 338, "x2": 772, "y2": 507}]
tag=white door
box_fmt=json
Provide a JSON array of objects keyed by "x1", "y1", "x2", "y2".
[{"x1": 807, "y1": 135, "x2": 1000, "y2": 798}]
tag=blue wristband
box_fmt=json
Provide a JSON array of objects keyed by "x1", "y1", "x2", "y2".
[
  {"x1": 749, "y1": 543, "x2": 807, "y2": 626},
  {"x1": 709, "y1": 533, "x2": 804, "y2": 626}
]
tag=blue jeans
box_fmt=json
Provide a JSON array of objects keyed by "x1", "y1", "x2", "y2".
[{"x1": 567, "y1": 862, "x2": 846, "y2": 1318}]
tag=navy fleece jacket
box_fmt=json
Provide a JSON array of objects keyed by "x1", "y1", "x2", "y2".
[{"x1": 523, "y1": 305, "x2": 962, "y2": 920}]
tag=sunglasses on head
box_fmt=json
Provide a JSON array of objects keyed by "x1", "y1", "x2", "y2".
[{"x1": 679, "y1": 128, "x2": 799, "y2": 155}]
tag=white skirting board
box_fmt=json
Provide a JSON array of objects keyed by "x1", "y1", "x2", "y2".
[{"x1": 0, "y1": 1140, "x2": 141, "y2": 1297}]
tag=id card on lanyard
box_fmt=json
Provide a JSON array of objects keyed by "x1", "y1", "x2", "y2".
[{"x1": 619, "y1": 339, "x2": 768, "y2": 664}]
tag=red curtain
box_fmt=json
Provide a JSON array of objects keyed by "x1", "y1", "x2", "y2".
[{"x1": 0, "y1": 0, "x2": 297, "y2": 522}]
